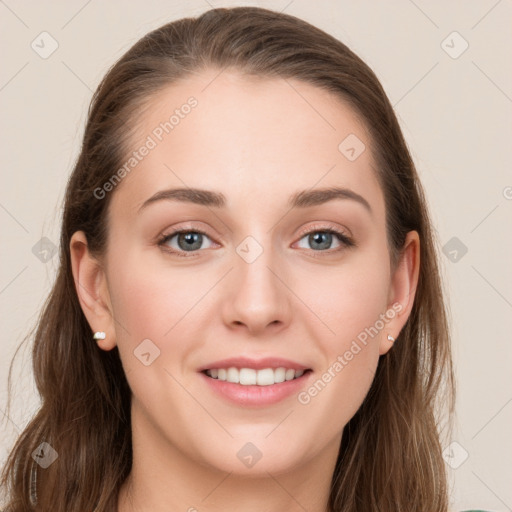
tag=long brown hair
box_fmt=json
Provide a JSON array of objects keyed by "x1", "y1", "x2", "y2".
[{"x1": 1, "y1": 7, "x2": 454, "y2": 511}]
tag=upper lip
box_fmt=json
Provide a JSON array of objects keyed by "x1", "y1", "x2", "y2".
[{"x1": 198, "y1": 357, "x2": 311, "y2": 372}]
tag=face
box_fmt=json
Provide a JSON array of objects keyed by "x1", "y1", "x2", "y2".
[{"x1": 73, "y1": 69, "x2": 418, "y2": 477}]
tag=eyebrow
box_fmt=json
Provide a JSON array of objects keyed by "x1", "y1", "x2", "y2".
[{"x1": 138, "y1": 186, "x2": 372, "y2": 214}]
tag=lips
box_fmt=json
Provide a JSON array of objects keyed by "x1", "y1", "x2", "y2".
[
  {"x1": 198, "y1": 357, "x2": 313, "y2": 406},
  {"x1": 198, "y1": 356, "x2": 310, "y2": 373}
]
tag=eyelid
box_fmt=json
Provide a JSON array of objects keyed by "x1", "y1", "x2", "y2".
[
  {"x1": 295, "y1": 221, "x2": 352, "y2": 242},
  {"x1": 157, "y1": 221, "x2": 216, "y2": 241}
]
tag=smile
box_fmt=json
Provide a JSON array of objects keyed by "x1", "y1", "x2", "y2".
[{"x1": 204, "y1": 367, "x2": 308, "y2": 386}]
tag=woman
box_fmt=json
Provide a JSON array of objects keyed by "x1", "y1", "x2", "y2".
[{"x1": 2, "y1": 6, "x2": 481, "y2": 511}]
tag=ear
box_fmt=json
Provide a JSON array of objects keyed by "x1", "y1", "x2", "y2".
[
  {"x1": 70, "y1": 231, "x2": 117, "y2": 351},
  {"x1": 379, "y1": 230, "x2": 420, "y2": 355}
]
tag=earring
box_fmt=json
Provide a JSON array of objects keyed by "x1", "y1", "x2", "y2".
[
  {"x1": 387, "y1": 334, "x2": 395, "y2": 342},
  {"x1": 93, "y1": 331, "x2": 106, "y2": 340}
]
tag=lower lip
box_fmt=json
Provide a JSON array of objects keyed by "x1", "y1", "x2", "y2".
[{"x1": 199, "y1": 371, "x2": 312, "y2": 407}]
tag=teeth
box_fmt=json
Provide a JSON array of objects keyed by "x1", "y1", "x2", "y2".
[
  {"x1": 274, "y1": 367, "x2": 286, "y2": 383},
  {"x1": 205, "y1": 367, "x2": 307, "y2": 386},
  {"x1": 240, "y1": 368, "x2": 256, "y2": 385},
  {"x1": 256, "y1": 368, "x2": 274, "y2": 386},
  {"x1": 226, "y1": 367, "x2": 239, "y2": 383}
]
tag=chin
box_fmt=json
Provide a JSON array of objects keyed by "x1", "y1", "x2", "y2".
[{"x1": 189, "y1": 434, "x2": 308, "y2": 477}]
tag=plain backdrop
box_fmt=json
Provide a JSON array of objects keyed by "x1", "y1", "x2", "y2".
[{"x1": 1, "y1": 1, "x2": 511, "y2": 510}]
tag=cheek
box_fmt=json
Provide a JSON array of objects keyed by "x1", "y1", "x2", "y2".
[
  {"x1": 107, "y1": 249, "x2": 209, "y2": 337},
  {"x1": 105, "y1": 248, "x2": 214, "y2": 381},
  {"x1": 296, "y1": 256, "x2": 390, "y2": 351},
  {"x1": 291, "y1": 253, "x2": 389, "y2": 422},
  {"x1": 105, "y1": 253, "x2": 206, "y2": 417}
]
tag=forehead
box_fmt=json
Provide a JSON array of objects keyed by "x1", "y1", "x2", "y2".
[{"x1": 110, "y1": 69, "x2": 384, "y2": 218}]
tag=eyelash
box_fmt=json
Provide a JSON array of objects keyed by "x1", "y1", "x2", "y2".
[{"x1": 157, "y1": 224, "x2": 355, "y2": 258}]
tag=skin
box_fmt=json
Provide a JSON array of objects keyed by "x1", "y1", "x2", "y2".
[{"x1": 70, "y1": 69, "x2": 420, "y2": 512}]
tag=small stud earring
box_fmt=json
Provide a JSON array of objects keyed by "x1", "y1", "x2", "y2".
[
  {"x1": 387, "y1": 334, "x2": 395, "y2": 342},
  {"x1": 93, "y1": 331, "x2": 106, "y2": 340}
]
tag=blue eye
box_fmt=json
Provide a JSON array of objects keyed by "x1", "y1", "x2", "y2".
[
  {"x1": 158, "y1": 226, "x2": 354, "y2": 258},
  {"x1": 158, "y1": 230, "x2": 214, "y2": 255},
  {"x1": 296, "y1": 229, "x2": 354, "y2": 251}
]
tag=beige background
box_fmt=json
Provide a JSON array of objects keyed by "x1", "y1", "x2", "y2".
[{"x1": 1, "y1": 1, "x2": 511, "y2": 510}]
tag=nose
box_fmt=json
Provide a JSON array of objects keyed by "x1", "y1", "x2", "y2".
[{"x1": 221, "y1": 242, "x2": 292, "y2": 336}]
